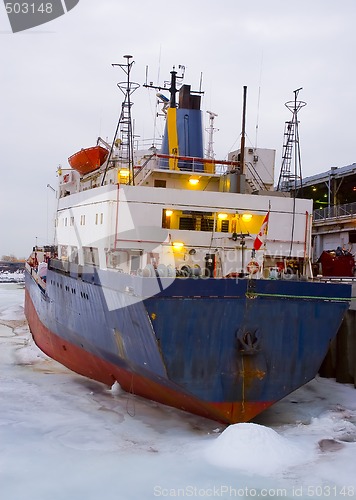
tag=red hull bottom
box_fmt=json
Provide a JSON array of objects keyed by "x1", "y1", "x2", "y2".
[{"x1": 24, "y1": 290, "x2": 273, "y2": 424}]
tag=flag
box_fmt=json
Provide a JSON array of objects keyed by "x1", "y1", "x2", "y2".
[{"x1": 253, "y1": 212, "x2": 269, "y2": 250}]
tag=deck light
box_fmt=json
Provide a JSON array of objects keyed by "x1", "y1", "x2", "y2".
[
  {"x1": 189, "y1": 177, "x2": 200, "y2": 186},
  {"x1": 172, "y1": 241, "x2": 184, "y2": 250},
  {"x1": 218, "y1": 213, "x2": 228, "y2": 220},
  {"x1": 242, "y1": 213, "x2": 252, "y2": 222},
  {"x1": 165, "y1": 210, "x2": 173, "y2": 217}
]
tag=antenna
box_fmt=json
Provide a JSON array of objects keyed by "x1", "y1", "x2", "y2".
[{"x1": 255, "y1": 51, "x2": 264, "y2": 149}]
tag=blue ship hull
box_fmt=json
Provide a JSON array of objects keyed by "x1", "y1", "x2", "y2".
[{"x1": 24, "y1": 263, "x2": 351, "y2": 423}]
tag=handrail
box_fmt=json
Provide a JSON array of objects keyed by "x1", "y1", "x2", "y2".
[
  {"x1": 245, "y1": 162, "x2": 268, "y2": 191},
  {"x1": 156, "y1": 153, "x2": 239, "y2": 167},
  {"x1": 314, "y1": 201, "x2": 356, "y2": 221}
]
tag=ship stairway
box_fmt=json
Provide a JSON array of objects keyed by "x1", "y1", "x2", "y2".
[
  {"x1": 245, "y1": 162, "x2": 268, "y2": 193},
  {"x1": 133, "y1": 153, "x2": 157, "y2": 185}
]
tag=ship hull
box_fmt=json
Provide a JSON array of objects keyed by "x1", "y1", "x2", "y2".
[{"x1": 24, "y1": 266, "x2": 351, "y2": 423}]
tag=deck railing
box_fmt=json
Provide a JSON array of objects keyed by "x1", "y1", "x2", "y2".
[
  {"x1": 313, "y1": 201, "x2": 356, "y2": 221},
  {"x1": 133, "y1": 153, "x2": 239, "y2": 184}
]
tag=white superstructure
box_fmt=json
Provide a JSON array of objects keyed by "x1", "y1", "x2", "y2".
[{"x1": 55, "y1": 153, "x2": 313, "y2": 280}]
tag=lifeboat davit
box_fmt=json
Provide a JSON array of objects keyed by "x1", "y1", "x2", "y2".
[{"x1": 68, "y1": 145, "x2": 109, "y2": 175}]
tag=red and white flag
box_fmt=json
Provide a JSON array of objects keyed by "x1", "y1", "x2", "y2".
[{"x1": 253, "y1": 212, "x2": 269, "y2": 251}]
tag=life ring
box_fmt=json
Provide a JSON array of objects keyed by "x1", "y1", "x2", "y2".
[{"x1": 247, "y1": 260, "x2": 260, "y2": 274}]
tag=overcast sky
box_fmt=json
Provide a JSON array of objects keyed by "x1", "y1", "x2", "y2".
[{"x1": 1, "y1": 0, "x2": 356, "y2": 258}]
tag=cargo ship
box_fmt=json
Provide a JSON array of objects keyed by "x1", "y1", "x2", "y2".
[{"x1": 24, "y1": 56, "x2": 351, "y2": 423}]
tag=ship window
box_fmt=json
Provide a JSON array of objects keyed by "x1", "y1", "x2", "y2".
[
  {"x1": 179, "y1": 217, "x2": 195, "y2": 230},
  {"x1": 154, "y1": 180, "x2": 166, "y2": 188},
  {"x1": 95, "y1": 213, "x2": 98, "y2": 225},
  {"x1": 221, "y1": 220, "x2": 229, "y2": 232},
  {"x1": 69, "y1": 246, "x2": 78, "y2": 264},
  {"x1": 162, "y1": 209, "x2": 173, "y2": 229},
  {"x1": 64, "y1": 218, "x2": 68, "y2": 227},
  {"x1": 83, "y1": 246, "x2": 99, "y2": 266},
  {"x1": 60, "y1": 245, "x2": 68, "y2": 260},
  {"x1": 80, "y1": 215, "x2": 86, "y2": 225},
  {"x1": 106, "y1": 249, "x2": 128, "y2": 269},
  {"x1": 130, "y1": 254, "x2": 141, "y2": 273},
  {"x1": 70, "y1": 217, "x2": 74, "y2": 226},
  {"x1": 201, "y1": 217, "x2": 214, "y2": 232},
  {"x1": 100, "y1": 213, "x2": 104, "y2": 224}
]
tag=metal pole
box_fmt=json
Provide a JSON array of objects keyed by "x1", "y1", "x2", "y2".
[{"x1": 240, "y1": 86, "x2": 247, "y2": 175}]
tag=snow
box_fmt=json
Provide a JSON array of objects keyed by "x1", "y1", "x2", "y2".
[
  {"x1": 205, "y1": 423, "x2": 312, "y2": 475},
  {"x1": 1, "y1": 283, "x2": 356, "y2": 500}
]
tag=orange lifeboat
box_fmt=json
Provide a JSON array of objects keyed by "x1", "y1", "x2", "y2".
[{"x1": 68, "y1": 145, "x2": 109, "y2": 175}]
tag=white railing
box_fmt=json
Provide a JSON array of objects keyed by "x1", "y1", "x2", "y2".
[{"x1": 313, "y1": 201, "x2": 356, "y2": 221}]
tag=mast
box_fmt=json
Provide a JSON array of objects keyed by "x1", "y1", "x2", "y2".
[
  {"x1": 277, "y1": 88, "x2": 306, "y2": 194},
  {"x1": 240, "y1": 86, "x2": 247, "y2": 174},
  {"x1": 101, "y1": 55, "x2": 140, "y2": 186},
  {"x1": 206, "y1": 110, "x2": 218, "y2": 160}
]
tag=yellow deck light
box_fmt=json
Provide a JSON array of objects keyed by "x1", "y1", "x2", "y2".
[
  {"x1": 189, "y1": 177, "x2": 200, "y2": 186},
  {"x1": 172, "y1": 241, "x2": 184, "y2": 250}
]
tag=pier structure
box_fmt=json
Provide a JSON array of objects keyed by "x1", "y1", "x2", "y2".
[
  {"x1": 300, "y1": 163, "x2": 356, "y2": 262},
  {"x1": 294, "y1": 163, "x2": 356, "y2": 387}
]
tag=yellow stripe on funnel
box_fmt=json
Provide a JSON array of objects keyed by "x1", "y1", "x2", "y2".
[{"x1": 167, "y1": 107, "x2": 180, "y2": 170}]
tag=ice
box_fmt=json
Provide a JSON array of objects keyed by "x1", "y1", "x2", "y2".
[
  {"x1": 205, "y1": 422, "x2": 312, "y2": 475},
  {"x1": 1, "y1": 283, "x2": 356, "y2": 500}
]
